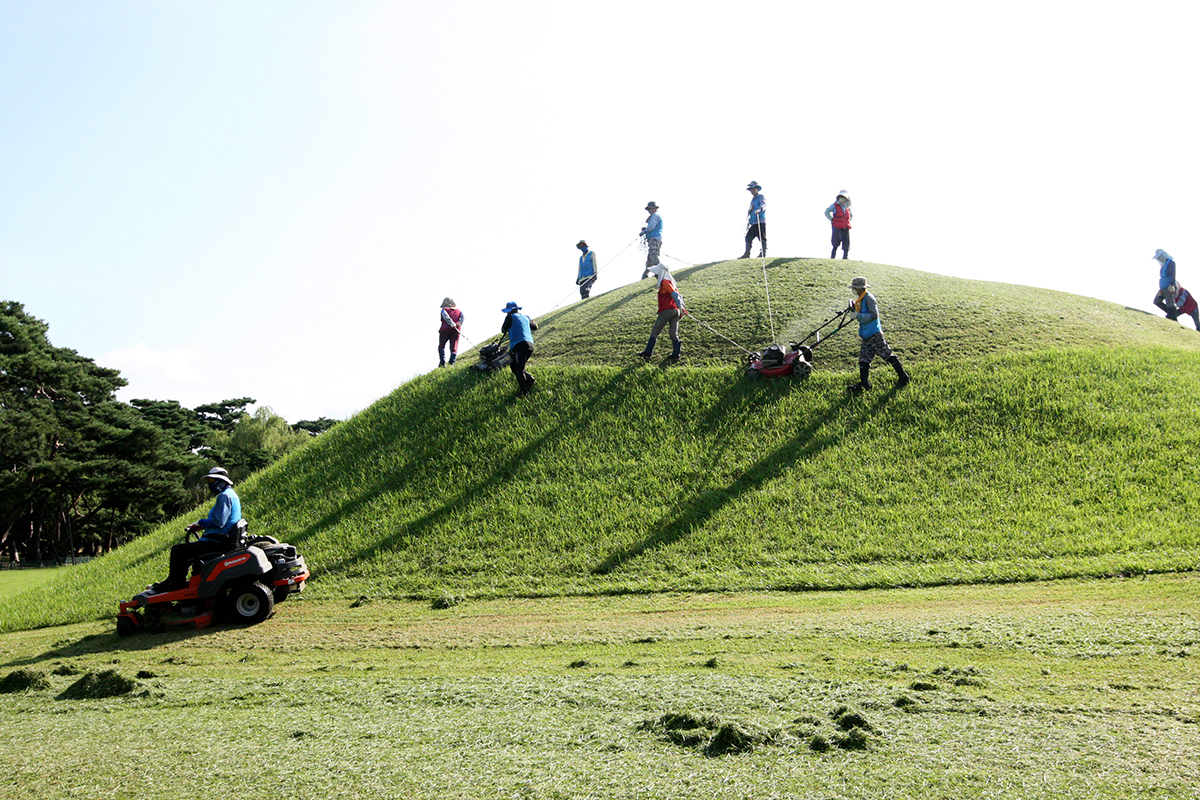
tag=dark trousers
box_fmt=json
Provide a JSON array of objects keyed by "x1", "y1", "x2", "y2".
[
  {"x1": 168, "y1": 538, "x2": 229, "y2": 584},
  {"x1": 831, "y1": 227, "x2": 850, "y2": 258},
  {"x1": 579, "y1": 276, "x2": 596, "y2": 299},
  {"x1": 745, "y1": 222, "x2": 766, "y2": 254},
  {"x1": 510, "y1": 341, "x2": 534, "y2": 393}
]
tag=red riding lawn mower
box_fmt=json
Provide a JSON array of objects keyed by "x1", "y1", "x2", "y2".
[{"x1": 117, "y1": 520, "x2": 310, "y2": 636}]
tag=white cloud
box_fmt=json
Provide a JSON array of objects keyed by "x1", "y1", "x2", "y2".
[{"x1": 100, "y1": 342, "x2": 209, "y2": 405}]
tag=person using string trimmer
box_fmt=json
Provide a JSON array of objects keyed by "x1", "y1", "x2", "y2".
[
  {"x1": 741, "y1": 181, "x2": 766, "y2": 259},
  {"x1": 639, "y1": 265, "x2": 686, "y2": 362},
  {"x1": 640, "y1": 202, "x2": 663, "y2": 280},
  {"x1": 438, "y1": 297, "x2": 464, "y2": 367},
  {"x1": 847, "y1": 276, "x2": 910, "y2": 392},
  {"x1": 576, "y1": 240, "x2": 598, "y2": 299}
]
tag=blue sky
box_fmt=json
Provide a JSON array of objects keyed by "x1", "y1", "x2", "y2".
[{"x1": 3, "y1": 1, "x2": 1198, "y2": 421}]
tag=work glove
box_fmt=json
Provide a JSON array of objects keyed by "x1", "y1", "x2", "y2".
[{"x1": 186, "y1": 523, "x2": 202, "y2": 533}]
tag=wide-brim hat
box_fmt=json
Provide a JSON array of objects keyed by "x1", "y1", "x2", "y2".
[
  {"x1": 1154, "y1": 249, "x2": 1169, "y2": 261},
  {"x1": 576, "y1": 240, "x2": 587, "y2": 248},
  {"x1": 645, "y1": 202, "x2": 659, "y2": 210},
  {"x1": 441, "y1": 297, "x2": 456, "y2": 308},
  {"x1": 203, "y1": 466, "x2": 233, "y2": 486},
  {"x1": 501, "y1": 301, "x2": 521, "y2": 314},
  {"x1": 837, "y1": 190, "x2": 851, "y2": 202},
  {"x1": 850, "y1": 276, "x2": 870, "y2": 290},
  {"x1": 746, "y1": 181, "x2": 761, "y2": 191}
]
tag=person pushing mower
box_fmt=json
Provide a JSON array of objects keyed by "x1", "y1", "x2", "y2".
[{"x1": 846, "y1": 276, "x2": 910, "y2": 391}]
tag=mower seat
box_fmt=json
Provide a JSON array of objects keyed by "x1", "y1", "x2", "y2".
[{"x1": 192, "y1": 520, "x2": 251, "y2": 570}]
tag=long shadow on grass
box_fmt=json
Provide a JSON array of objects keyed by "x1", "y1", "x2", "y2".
[
  {"x1": 303, "y1": 366, "x2": 644, "y2": 578},
  {"x1": 593, "y1": 385, "x2": 897, "y2": 575}
]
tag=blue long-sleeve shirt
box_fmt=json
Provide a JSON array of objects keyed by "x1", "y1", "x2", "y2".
[
  {"x1": 748, "y1": 193, "x2": 765, "y2": 225},
  {"x1": 197, "y1": 486, "x2": 242, "y2": 541},
  {"x1": 642, "y1": 213, "x2": 663, "y2": 241}
]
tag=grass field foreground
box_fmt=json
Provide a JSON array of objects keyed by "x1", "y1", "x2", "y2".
[{"x1": 0, "y1": 576, "x2": 1197, "y2": 799}]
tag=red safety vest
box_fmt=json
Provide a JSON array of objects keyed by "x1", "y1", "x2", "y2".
[
  {"x1": 657, "y1": 278, "x2": 681, "y2": 313},
  {"x1": 831, "y1": 203, "x2": 852, "y2": 230}
]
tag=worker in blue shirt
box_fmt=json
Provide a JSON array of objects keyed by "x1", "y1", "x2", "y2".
[
  {"x1": 640, "y1": 202, "x2": 662, "y2": 279},
  {"x1": 741, "y1": 181, "x2": 766, "y2": 259},
  {"x1": 500, "y1": 301, "x2": 539, "y2": 396},
  {"x1": 576, "y1": 240, "x2": 598, "y2": 299},
  {"x1": 150, "y1": 467, "x2": 244, "y2": 592}
]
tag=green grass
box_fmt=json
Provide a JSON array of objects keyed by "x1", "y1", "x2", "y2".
[
  {"x1": 531, "y1": 257, "x2": 1200, "y2": 367},
  {"x1": 3, "y1": 260, "x2": 1199, "y2": 632},
  {"x1": 0, "y1": 576, "x2": 1197, "y2": 799},
  {"x1": 0, "y1": 569, "x2": 63, "y2": 602}
]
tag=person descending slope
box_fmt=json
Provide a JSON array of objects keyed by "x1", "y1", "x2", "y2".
[
  {"x1": 576, "y1": 240, "x2": 598, "y2": 299},
  {"x1": 1152, "y1": 249, "x2": 1180, "y2": 318},
  {"x1": 846, "y1": 276, "x2": 910, "y2": 391},
  {"x1": 741, "y1": 181, "x2": 766, "y2": 259},
  {"x1": 639, "y1": 265, "x2": 686, "y2": 362}
]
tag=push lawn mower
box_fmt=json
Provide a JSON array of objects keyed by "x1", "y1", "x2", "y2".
[
  {"x1": 116, "y1": 521, "x2": 310, "y2": 636},
  {"x1": 745, "y1": 304, "x2": 854, "y2": 380},
  {"x1": 474, "y1": 340, "x2": 511, "y2": 372}
]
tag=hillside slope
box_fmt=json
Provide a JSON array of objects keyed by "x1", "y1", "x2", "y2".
[
  {"x1": 4, "y1": 261, "x2": 1199, "y2": 631},
  {"x1": 530, "y1": 258, "x2": 1200, "y2": 367}
]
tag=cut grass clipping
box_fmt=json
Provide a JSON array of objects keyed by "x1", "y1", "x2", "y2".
[
  {"x1": 56, "y1": 669, "x2": 139, "y2": 700},
  {"x1": 0, "y1": 668, "x2": 52, "y2": 694},
  {"x1": 639, "y1": 705, "x2": 876, "y2": 756}
]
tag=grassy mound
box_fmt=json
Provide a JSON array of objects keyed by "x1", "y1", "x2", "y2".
[
  {"x1": 3, "y1": 261, "x2": 1199, "y2": 632},
  {"x1": 531, "y1": 258, "x2": 1198, "y2": 367}
]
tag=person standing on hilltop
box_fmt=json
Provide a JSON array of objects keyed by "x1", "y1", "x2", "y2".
[
  {"x1": 500, "y1": 301, "x2": 539, "y2": 396},
  {"x1": 825, "y1": 191, "x2": 853, "y2": 259},
  {"x1": 846, "y1": 276, "x2": 909, "y2": 391},
  {"x1": 1152, "y1": 249, "x2": 1180, "y2": 318},
  {"x1": 438, "y1": 298, "x2": 464, "y2": 367},
  {"x1": 640, "y1": 202, "x2": 663, "y2": 279},
  {"x1": 638, "y1": 265, "x2": 686, "y2": 362},
  {"x1": 742, "y1": 181, "x2": 766, "y2": 259},
  {"x1": 576, "y1": 240, "x2": 598, "y2": 299}
]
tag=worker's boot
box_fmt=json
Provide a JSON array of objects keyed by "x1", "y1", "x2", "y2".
[
  {"x1": 888, "y1": 355, "x2": 910, "y2": 387},
  {"x1": 639, "y1": 337, "x2": 657, "y2": 360},
  {"x1": 669, "y1": 339, "x2": 682, "y2": 361},
  {"x1": 448, "y1": 353, "x2": 456, "y2": 365},
  {"x1": 741, "y1": 247, "x2": 751, "y2": 259},
  {"x1": 848, "y1": 362, "x2": 871, "y2": 392}
]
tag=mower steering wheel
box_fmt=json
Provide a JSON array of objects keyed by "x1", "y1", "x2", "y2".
[{"x1": 185, "y1": 527, "x2": 201, "y2": 544}]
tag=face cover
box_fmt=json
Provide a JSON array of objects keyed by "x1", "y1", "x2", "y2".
[{"x1": 207, "y1": 480, "x2": 225, "y2": 495}]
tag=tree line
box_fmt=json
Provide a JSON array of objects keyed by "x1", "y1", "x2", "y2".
[{"x1": 0, "y1": 301, "x2": 338, "y2": 564}]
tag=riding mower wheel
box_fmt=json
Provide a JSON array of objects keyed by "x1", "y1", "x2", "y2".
[
  {"x1": 116, "y1": 613, "x2": 139, "y2": 637},
  {"x1": 229, "y1": 582, "x2": 275, "y2": 625}
]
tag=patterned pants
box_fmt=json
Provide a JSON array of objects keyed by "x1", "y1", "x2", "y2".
[
  {"x1": 858, "y1": 332, "x2": 895, "y2": 364},
  {"x1": 645, "y1": 238, "x2": 661, "y2": 269}
]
